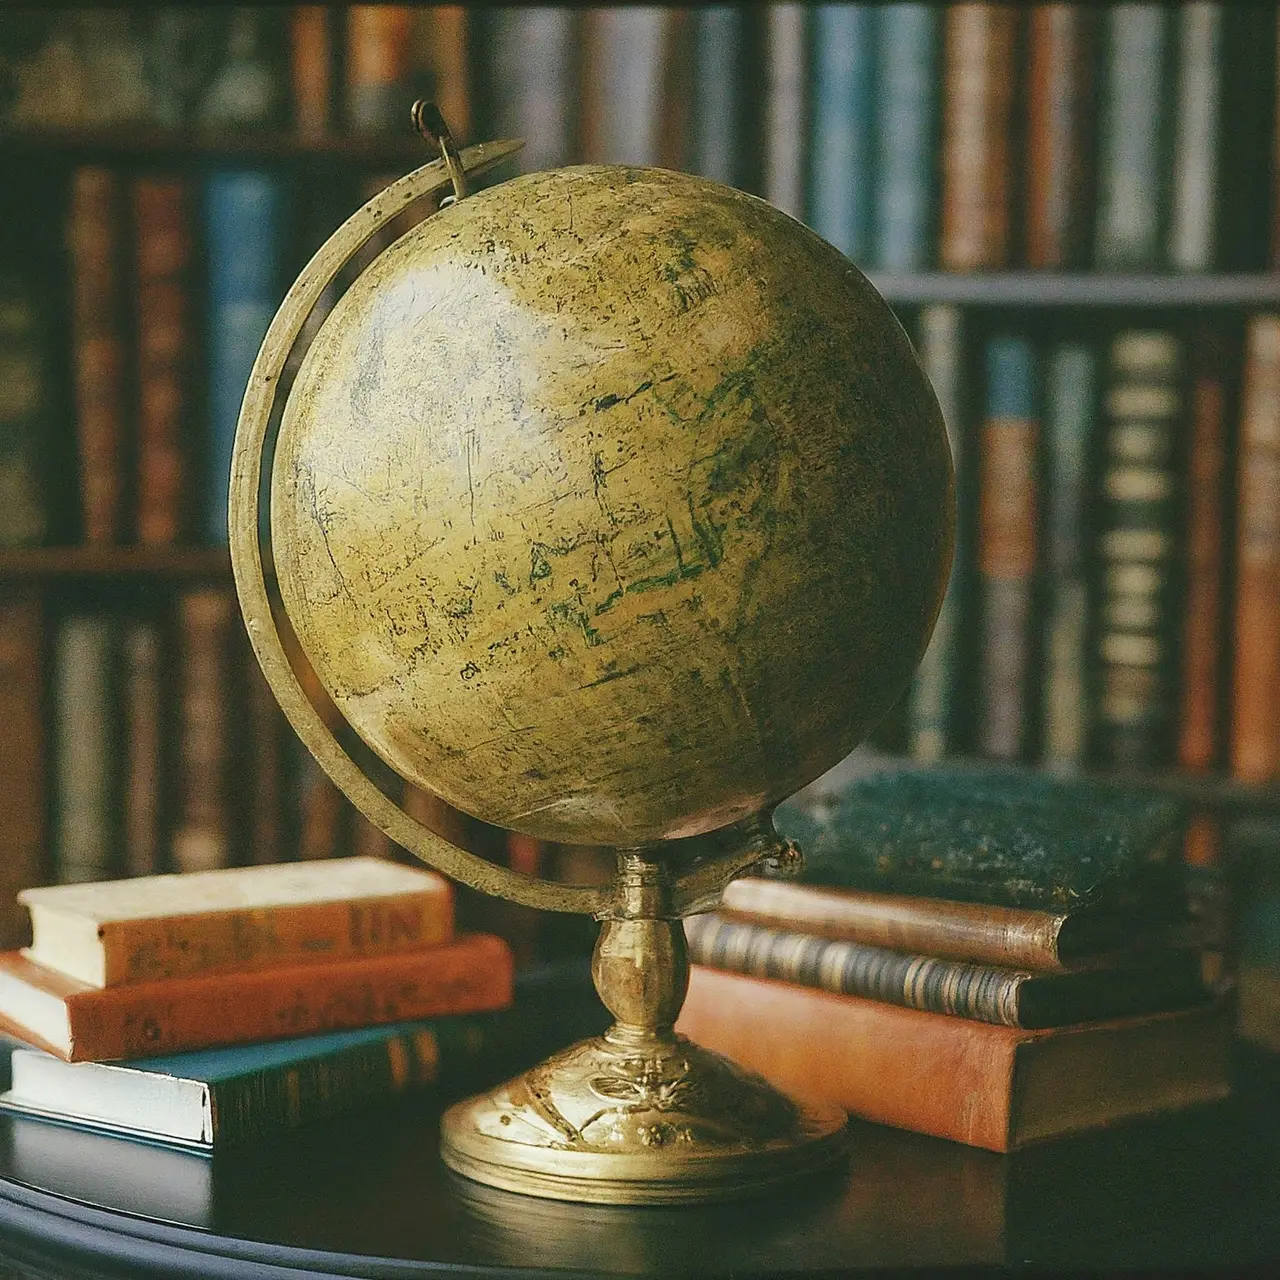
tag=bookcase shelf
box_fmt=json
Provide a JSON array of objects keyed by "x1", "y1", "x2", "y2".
[{"x1": 0, "y1": 546, "x2": 231, "y2": 581}]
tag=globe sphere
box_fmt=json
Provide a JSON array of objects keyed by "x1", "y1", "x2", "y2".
[{"x1": 272, "y1": 165, "x2": 953, "y2": 849}]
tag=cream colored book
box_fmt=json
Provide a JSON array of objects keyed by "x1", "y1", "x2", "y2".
[{"x1": 19, "y1": 857, "x2": 452, "y2": 988}]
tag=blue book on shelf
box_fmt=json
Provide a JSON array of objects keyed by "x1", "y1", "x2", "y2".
[
  {"x1": 808, "y1": 5, "x2": 875, "y2": 261},
  {"x1": 203, "y1": 169, "x2": 287, "y2": 545},
  {"x1": 872, "y1": 4, "x2": 938, "y2": 270},
  {"x1": 691, "y1": 6, "x2": 746, "y2": 189}
]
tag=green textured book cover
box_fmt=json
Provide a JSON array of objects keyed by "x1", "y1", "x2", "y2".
[{"x1": 773, "y1": 765, "x2": 1186, "y2": 911}]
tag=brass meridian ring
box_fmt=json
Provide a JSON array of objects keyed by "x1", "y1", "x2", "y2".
[{"x1": 227, "y1": 140, "x2": 771, "y2": 917}]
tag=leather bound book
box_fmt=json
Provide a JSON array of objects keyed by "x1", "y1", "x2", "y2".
[
  {"x1": 0, "y1": 270, "x2": 52, "y2": 548},
  {"x1": 977, "y1": 336, "x2": 1039, "y2": 761},
  {"x1": 290, "y1": 5, "x2": 332, "y2": 138},
  {"x1": 1232, "y1": 315, "x2": 1280, "y2": 781},
  {"x1": 940, "y1": 3, "x2": 1019, "y2": 272},
  {"x1": 677, "y1": 967, "x2": 1232, "y2": 1152},
  {"x1": 0, "y1": 934, "x2": 512, "y2": 1063},
  {"x1": 1178, "y1": 331, "x2": 1229, "y2": 773},
  {"x1": 67, "y1": 166, "x2": 127, "y2": 544},
  {"x1": 121, "y1": 619, "x2": 165, "y2": 879},
  {"x1": 0, "y1": 596, "x2": 45, "y2": 948},
  {"x1": 344, "y1": 5, "x2": 414, "y2": 133},
  {"x1": 131, "y1": 174, "x2": 191, "y2": 546},
  {"x1": 1024, "y1": 5, "x2": 1095, "y2": 269}
]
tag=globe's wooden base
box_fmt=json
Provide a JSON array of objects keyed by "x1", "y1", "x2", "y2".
[{"x1": 439, "y1": 1030, "x2": 848, "y2": 1205}]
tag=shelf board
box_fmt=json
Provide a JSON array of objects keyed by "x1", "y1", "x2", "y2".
[
  {"x1": 868, "y1": 271, "x2": 1280, "y2": 308},
  {"x1": 0, "y1": 545, "x2": 232, "y2": 580}
]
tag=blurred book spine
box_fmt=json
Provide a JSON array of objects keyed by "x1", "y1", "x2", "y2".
[
  {"x1": 690, "y1": 6, "x2": 746, "y2": 189},
  {"x1": 344, "y1": 5, "x2": 413, "y2": 134},
  {"x1": 290, "y1": 5, "x2": 332, "y2": 139},
  {"x1": 121, "y1": 620, "x2": 165, "y2": 880},
  {"x1": 762, "y1": 4, "x2": 808, "y2": 220},
  {"x1": 0, "y1": 272, "x2": 51, "y2": 547},
  {"x1": 580, "y1": 7, "x2": 668, "y2": 168},
  {"x1": 1168, "y1": 3, "x2": 1221, "y2": 272}
]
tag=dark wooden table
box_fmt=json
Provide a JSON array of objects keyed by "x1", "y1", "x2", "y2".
[{"x1": 0, "y1": 1043, "x2": 1275, "y2": 1278}]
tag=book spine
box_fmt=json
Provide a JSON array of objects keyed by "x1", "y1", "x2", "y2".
[
  {"x1": 690, "y1": 6, "x2": 746, "y2": 189},
  {"x1": 977, "y1": 336, "x2": 1038, "y2": 761},
  {"x1": 173, "y1": 587, "x2": 237, "y2": 873},
  {"x1": 244, "y1": 650, "x2": 288, "y2": 865},
  {"x1": 807, "y1": 5, "x2": 875, "y2": 261},
  {"x1": 196, "y1": 10, "x2": 285, "y2": 131},
  {"x1": 0, "y1": 271, "x2": 51, "y2": 547},
  {"x1": 1232, "y1": 315, "x2": 1280, "y2": 781},
  {"x1": 1094, "y1": 331, "x2": 1183, "y2": 767},
  {"x1": 68, "y1": 166, "x2": 127, "y2": 544},
  {"x1": 1094, "y1": 4, "x2": 1170, "y2": 269},
  {"x1": 487, "y1": 7, "x2": 578, "y2": 175},
  {"x1": 121, "y1": 619, "x2": 165, "y2": 879},
  {"x1": 65, "y1": 934, "x2": 513, "y2": 1061},
  {"x1": 580, "y1": 8, "x2": 668, "y2": 168},
  {"x1": 1177, "y1": 333, "x2": 1228, "y2": 772},
  {"x1": 1024, "y1": 5, "x2": 1095, "y2": 269},
  {"x1": 1041, "y1": 343, "x2": 1097, "y2": 768},
  {"x1": 940, "y1": 3, "x2": 1019, "y2": 271},
  {"x1": 908, "y1": 304, "x2": 965, "y2": 761},
  {"x1": 1168, "y1": 3, "x2": 1222, "y2": 272},
  {"x1": 131, "y1": 174, "x2": 191, "y2": 546},
  {"x1": 685, "y1": 912, "x2": 1034, "y2": 1026},
  {"x1": 344, "y1": 4, "x2": 414, "y2": 133},
  {"x1": 762, "y1": 3, "x2": 808, "y2": 220},
  {"x1": 872, "y1": 4, "x2": 938, "y2": 270},
  {"x1": 0, "y1": 596, "x2": 45, "y2": 948},
  {"x1": 677, "y1": 965, "x2": 1019, "y2": 1151},
  {"x1": 718, "y1": 880, "x2": 1072, "y2": 973},
  {"x1": 203, "y1": 169, "x2": 285, "y2": 545},
  {"x1": 410, "y1": 6, "x2": 470, "y2": 142},
  {"x1": 290, "y1": 5, "x2": 331, "y2": 138},
  {"x1": 52, "y1": 615, "x2": 119, "y2": 885}
]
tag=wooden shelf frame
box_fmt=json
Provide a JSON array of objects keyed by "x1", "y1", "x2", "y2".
[
  {"x1": 0, "y1": 546, "x2": 231, "y2": 581},
  {"x1": 869, "y1": 272, "x2": 1280, "y2": 308}
]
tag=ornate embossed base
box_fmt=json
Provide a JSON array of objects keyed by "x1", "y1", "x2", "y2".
[{"x1": 440, "y1": 1029, "x2": 848, "y2": 1204}]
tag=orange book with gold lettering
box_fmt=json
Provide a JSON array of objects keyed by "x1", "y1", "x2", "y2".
[{"x1": 0, "y1": 933, "x2": 510, "y2": 1062}]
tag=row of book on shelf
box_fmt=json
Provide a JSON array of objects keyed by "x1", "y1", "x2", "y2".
[
  {"x1": 6, "y1": 4, "x2": 1280, "y2": 274},
  {"x1": 899, "y1": 306, "x2": 1280, "y2": 791},
  {"x1": 0, "y1": 763, "x2": 1253, "y2": 1165}
]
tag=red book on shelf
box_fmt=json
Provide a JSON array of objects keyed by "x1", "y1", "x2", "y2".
[
  {"x1": 940, "y1": 3, "x2": 1020, "y2": 271},
  {"x1": 131, "y1": 174, "x2": 191, "y2": 546},
  {"x1": 291, "y1": 5, "x2": 331, "y2": 138},
  {"x1": 410, "y1": 6, "x2": 470, "y2": 141},
  {"x1": 0, "y1": 934, "x2": 512, "y2": 1062},
  {"x1": 68, "y1": 166, "x2": 127, "y2": 544},
  {"x1": 345, "y1": 5, "x2": 414, "y2": 133}
]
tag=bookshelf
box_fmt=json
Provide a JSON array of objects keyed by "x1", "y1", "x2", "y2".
[{"x1": 1, "y1": 2, "x2": 1279, "y2": 962}]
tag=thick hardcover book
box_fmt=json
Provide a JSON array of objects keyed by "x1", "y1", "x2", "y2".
[
  {"x1": 977, "y1": 336, "x2": 1038, "y2": 761},
  {"x1": 1094, "y1": 331, "x2": 1182, "y2": 767},
  {"x1": 872, "y1": 4, "x2": 939, "y2": 270},
  {"x1": 131, "y1": 174, "x2": 191, "y2": 545},
  {"x1": 908, "y1": 305, "x2": 966, "y2": 761},
  {"x1": 121, "y1": 620, "x2": 164, "y2": 880},
  {"x1": 1168, "y1": 3, "x2": 1221, "y2": 272},
  {"x1": 1178, "y1": 332, "x2": 1229, "y2": 773},
  {"x1": 344, "y1": 5, "x2": 413, "y2": 133},
  {"x1": 690, "y1": 6, "x2": 746, "y2": 190},
  {"x1": 202, "y1": 170, "x2": 285, "y2": 545},
  {"x1": 1041, "y1": 343, "x2": 1097, "y2": 768},
  {"x1": 0, "y1": 271, "x2": 51, "y2": 547},
  {"x1": 68, "y1": 166, "x2": 127, "y2": 544},
  {"x1": 19, "y1": 856, "x2": 451, "y2": 989},
  {"x1": 808, "y1": 5, "x2": 874, "y2": 261},
  {"x1": 0, "y1": 933, "x2": 512, "y2": 1063},
  {"x1": 52, "y1": 615, "x2": 120, "y2": 887},
  {"x1": 580, "y1": 7, "x2": 668, "y2": 168},
  {"x1": 717, "y1": 877, "x2": 1184, "y2": 974},
  {"x1": 290, "y1": 5, "x2": 331, "y2": 138},
  {"x1": 939, "y1": 3, "x2": 1019, "y2": 271},
  {"x1": 677, "y1": 966, "x2": 1231, "y2": 1152},
  {"x1": 1024, "y1": 5, "x2": 1095, "y2": 269},
  {"x1": 1232, "y1": 315, "x2": 1280, "y2": 781},
  {"x1": 0, "y1": 597, "x2": 45, "y2": 949},
  {"x1": 1094, "y1": 3, "x2": 1170, "y2": 268},
  {"x1": 773, "y1": 764, "x2": 1185, "y2": 911},
  {"x1": 683, "y1": 913, "x2": 1203, "y2": 1030}
]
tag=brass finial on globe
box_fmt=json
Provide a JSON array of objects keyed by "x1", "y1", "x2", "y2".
[{"x1": 229, "y1": 123, "x2": 953, "y2": 1204}]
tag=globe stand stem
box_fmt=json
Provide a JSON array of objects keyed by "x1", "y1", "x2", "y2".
[{"x1": 439, "y1": 851, "x2": 848, "y2": 1204}]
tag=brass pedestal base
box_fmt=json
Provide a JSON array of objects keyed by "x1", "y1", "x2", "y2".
[{"x1": 440, "y1": 1029, "x2": 848, "y2": 1204}]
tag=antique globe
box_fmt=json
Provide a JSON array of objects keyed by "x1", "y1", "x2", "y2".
[{"x1": 230, "y1": 131, "x2": 953, "y2": 1205}]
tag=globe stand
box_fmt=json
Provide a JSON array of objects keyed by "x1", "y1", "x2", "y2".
[{"x1": 440, "y1": 851, "x2": 848, "y2": 1204}]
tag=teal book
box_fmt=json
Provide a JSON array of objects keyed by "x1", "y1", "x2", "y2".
[
  {"x1": 773, "y1": 764, "x2": 1186, "y2": 911},
  {"x1": 872, "y1": 4, "x2": 938, "y2": 270},
  {"x1": 690, "y1": 6, "x2": 747, "y2": 190},
  {"x1": 807, "y1": 4, "x2": 875, "y2": 261},
  {"x1": 203, "y1": 169, "x2": 287, "y2": 545}
]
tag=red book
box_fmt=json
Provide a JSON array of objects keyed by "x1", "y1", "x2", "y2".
[
  {"x1": 345, "y1": 5, "x2": 414, "y2": 133},
  {"x1": 0, "y1": 934, "x2": 512, "y2": 1062},
  {"x1": 291, "y1": 5, "x2": 331, "y2": 138}
]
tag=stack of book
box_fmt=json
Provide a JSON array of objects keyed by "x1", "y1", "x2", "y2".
[
  {"x1": 678, "y1": 765, "x2": 1233, "y2": 1153},
  {"x1": 0, "y1": 857, "x2": 537, "y2": 1151}
]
